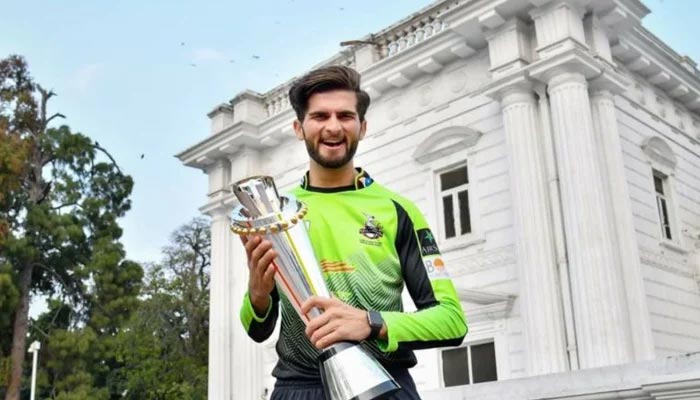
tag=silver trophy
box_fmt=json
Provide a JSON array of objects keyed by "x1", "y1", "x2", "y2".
[{"x1": 230, "y1": 176, "x2": 400, "y2": 400}]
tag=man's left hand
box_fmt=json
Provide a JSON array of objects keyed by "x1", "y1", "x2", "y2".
[{"x1": 301, "y1": 296, "x2": 370, "y2": 349}]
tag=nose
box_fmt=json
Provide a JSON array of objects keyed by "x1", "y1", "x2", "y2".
[{"x1": 325, "y1": 115, "x2": 342, "y2": 133}]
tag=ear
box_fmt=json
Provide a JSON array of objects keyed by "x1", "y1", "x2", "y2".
[
  {"x1": 359, "y1": 120, "x2": 367, "y2": 140},
  {"x1": 293, "y1": 120, "x2": 304, "y2": 140}
]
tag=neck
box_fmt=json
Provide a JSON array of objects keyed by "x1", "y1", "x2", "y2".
[{"x1": 308, "y1": 161, "x2": 356, "y2": 188}]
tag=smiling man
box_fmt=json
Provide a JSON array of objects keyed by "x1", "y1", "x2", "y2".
[{"x1": 239, "y1": 65, "x2": 468, "y2": 400}]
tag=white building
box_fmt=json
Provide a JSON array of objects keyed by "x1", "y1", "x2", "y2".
[{"x1": 177, "y1": 0, "x2": 700, "y2": 398}]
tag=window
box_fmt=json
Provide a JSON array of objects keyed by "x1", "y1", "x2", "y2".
[
  {"x1": 653, "y1": 170, "x2": 673, "y2": 241},
  {"x1": 412, "y1": 126, "x2": 483, "y2": 248},
  {"x1": 641, "y1": 136, "x2": 685, "y2": 252},
  {"x1": 442, "y1": 341, "x2": 498, "y2": 387},
  {"x1": 439, "y1": 165, "x2": 471, "y2": 239}
]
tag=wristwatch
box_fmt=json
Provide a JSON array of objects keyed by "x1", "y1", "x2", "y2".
[{"x1": 366, "y1": 310, "x2": 383, "y2": 340}]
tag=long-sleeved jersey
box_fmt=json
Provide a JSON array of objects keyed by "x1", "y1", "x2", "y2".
[{"x1": 240, "y1": 169, "x2": 468, "y2": 381}]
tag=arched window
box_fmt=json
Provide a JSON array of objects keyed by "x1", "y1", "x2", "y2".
[
  {"x1": 413, "y1": 126, "x2": 484, "y2": 249},
  {"x1": 641, "y1": 136, "x2": 682, "y2": 248}
]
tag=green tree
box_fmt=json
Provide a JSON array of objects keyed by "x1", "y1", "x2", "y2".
[
  {"x1": 115, "y1": 217, "x2": 210, "y2": 400},
  {"x1": 0, "y1": 55, "x2": 141, "y2": 400}
]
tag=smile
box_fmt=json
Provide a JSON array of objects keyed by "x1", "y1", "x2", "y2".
[{"x1": 321, "y1": 140, "x2": 345, "y2": 148}]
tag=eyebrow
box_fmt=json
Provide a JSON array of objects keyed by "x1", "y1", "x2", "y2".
[{"x1": 308, "y1": 110, "x2": 357, "y2": 117}]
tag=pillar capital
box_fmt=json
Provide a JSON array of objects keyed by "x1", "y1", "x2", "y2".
[
  {"x1": 589, "y1": 69, "x2": 631, "y2": 97},
  {"x1": 548, "y1": 71, "x2": 587, "y2": 90},
  {"x1": 482, "y1": 72, "x2": 536, "y2": 104},
  {"x1": 501, "y1": 86, "x2": 537, "y2": 108},
  {"x1": 529, "y1": 48, "x2": 602, "y2": 86}
]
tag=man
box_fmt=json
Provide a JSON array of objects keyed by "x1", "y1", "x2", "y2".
[{"x1": 239, "y1": 65, "x2": 468, "y2": 399}]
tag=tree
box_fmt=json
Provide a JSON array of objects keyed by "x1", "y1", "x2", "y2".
[
  {"x1": 115, "y1": 217, "x2": 210, "y2": 399},
  {"x1": 0, "y1": 55, "x2": 141, "y2": 400}
]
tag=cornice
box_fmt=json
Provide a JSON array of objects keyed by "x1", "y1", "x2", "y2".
[
  {"x1": 176, "y1": 120, "x2": 265, "y2": 170},
  {"x1": 612, "y1": 25, "x2": 700, "y2": 115},
  {"x1": 207, "y1": 103, "x2": 233, "y2": 118},
  {"x1": 479, "y1": 47, "x2": 630, "y2": 102},
  {"x1": 230, "y1": 89, "x2": 265, "y2": 105},
  {"x1": 361, "y1": 30, "x2": 476, "y2": 99}
]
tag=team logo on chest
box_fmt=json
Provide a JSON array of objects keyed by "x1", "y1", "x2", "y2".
[{"x1": 359, "y1": 213, "x2": 384, "y2": 240}]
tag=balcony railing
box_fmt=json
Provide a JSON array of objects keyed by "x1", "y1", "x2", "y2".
[{"x1": 260, "y1": 1, "x2": 449, "y2": 119}]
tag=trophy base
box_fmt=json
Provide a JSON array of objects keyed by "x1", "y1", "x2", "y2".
[{"x1": 319, "y1": 342, "x2": 400, "y2": 400}]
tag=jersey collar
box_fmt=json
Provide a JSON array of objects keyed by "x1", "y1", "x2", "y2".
[{"x1": 300, "y1": 168, "x2": 374, "y2": 193}]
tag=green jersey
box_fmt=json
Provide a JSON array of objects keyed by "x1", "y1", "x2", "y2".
[{"x1": 240, "y1": 169, "x2": 468, "y2": 381}]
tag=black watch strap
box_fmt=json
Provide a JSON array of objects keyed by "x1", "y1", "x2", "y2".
[{"x1": 367, "y1": 310, "x2": 383, "y2": 340}]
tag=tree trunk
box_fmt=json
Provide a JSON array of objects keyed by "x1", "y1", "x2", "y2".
[{"x1": 4, "y1": 264, "x2": 33, "y2": 400}]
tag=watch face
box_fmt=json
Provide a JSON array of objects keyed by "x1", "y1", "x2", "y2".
[{"x1": 369, "y1": 311, "x2": 383, "y2": 327}]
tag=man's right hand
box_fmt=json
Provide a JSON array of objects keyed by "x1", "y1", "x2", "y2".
[{"x1": 242, "y1": 235, "x2": 278, "y2": 316}]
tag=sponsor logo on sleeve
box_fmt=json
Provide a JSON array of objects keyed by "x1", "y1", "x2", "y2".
[
  {"x1": 424, "y1": 256, "x2": 450, "y2": 279},
  {"x1": 417, "y1": 228, "x2": 440, "y2": 256}
]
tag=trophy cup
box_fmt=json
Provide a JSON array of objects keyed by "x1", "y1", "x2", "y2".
[{"x1": 230, "y1": 176, "x2": 400, "y2": 400}]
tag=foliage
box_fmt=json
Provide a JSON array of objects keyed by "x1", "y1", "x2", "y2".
[
  {"x1": 0, "y1": 54, "x2": 210, "y2": 400},
  {"x1": 0, "y1": 55, "x2": 141, "y2": 400},
  {"x1": 114, "y1": 217, "x2": 210, "y2": 400}
]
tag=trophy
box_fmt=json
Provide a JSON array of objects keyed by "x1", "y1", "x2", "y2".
[{"x1": 230, "y1": 176, "x2": 400, "y2": 400}]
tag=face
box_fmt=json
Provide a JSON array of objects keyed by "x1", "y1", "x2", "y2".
[{"x1": 294, "y1": 90, "x2": 367, "y2": 169}]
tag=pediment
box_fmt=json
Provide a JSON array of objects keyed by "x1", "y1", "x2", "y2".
[
  {"x1": 412, "y1": 126, "x2": 482, "y2": 164},
  {"x1": 457, "y1": 288, "x2": 515, "y2": 323},
  {"x1": 641, "y1": 136, "x2": 677, "y2": 169}
]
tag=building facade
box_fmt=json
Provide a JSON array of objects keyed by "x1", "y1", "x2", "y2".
[{"x1": 177, "y1": 0, "x2": 700, "y2": 398}]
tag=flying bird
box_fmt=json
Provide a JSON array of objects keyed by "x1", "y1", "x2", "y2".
[
  {"x1": 190, "y1": 63, "x2": 197, "y2": 67},
  {"x1": 140, "y1": 154, "x2": 144, "y2": 159},
  {"x1": 180, "y1": 42, "x2": 185, "y2": 46},
  {"x1": 252, "y1": 55, "x2": 260, "y2": 60}
]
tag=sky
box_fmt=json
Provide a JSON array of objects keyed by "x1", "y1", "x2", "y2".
[{"x1": 1, "y1": 0, "x2": 698, "y2": 266}]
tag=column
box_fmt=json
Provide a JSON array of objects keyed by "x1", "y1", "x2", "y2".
[
  {"x1": 547, "y1": 72, "x2": 633, "y2": 368},
  {"x1": 228, "y1": 148, "x2": 265, "y2": 399},
  {"x1": 231, "y1": 231, "x2": 264, "y2": 399},
  {"x1": 589, "y1": 87, "x2": 655, "y2": 361},
  {"x1": 501, "y1": 84, "x2": 569, "y2": 375},
  {"x1": 208, "y1": 206, "x2": 235, "y2": 399}
]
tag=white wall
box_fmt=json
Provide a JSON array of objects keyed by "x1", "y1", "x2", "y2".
[{"x1": 616, "y1": 68, "x2": 700, "y2": 358}]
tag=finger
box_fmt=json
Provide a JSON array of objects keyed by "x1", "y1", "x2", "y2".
[
  {"x1": 262, "y1": 259, "x2": 277, "y2": 282},
  {"x1": 250, "y1": 239, "x2": 273, "y2": 267},
  {"x1": 304, "y1": 311, "x2": 331, "y2": 337},
  {"x1": 309, "y1": 320, "x2": 337, "y2": 347},
  {"x1": 258, "y1": 248, "x2": 277, "y2": 269},
  {"x1": 316, "y1": 329, "x2": 342, "y2": 349},
  {"x1": 301, "y1": 296, "x2": 333, "y2": 315},
  {"x1": 244, "y1": 235, "x2": 261, "y2": 258}
]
